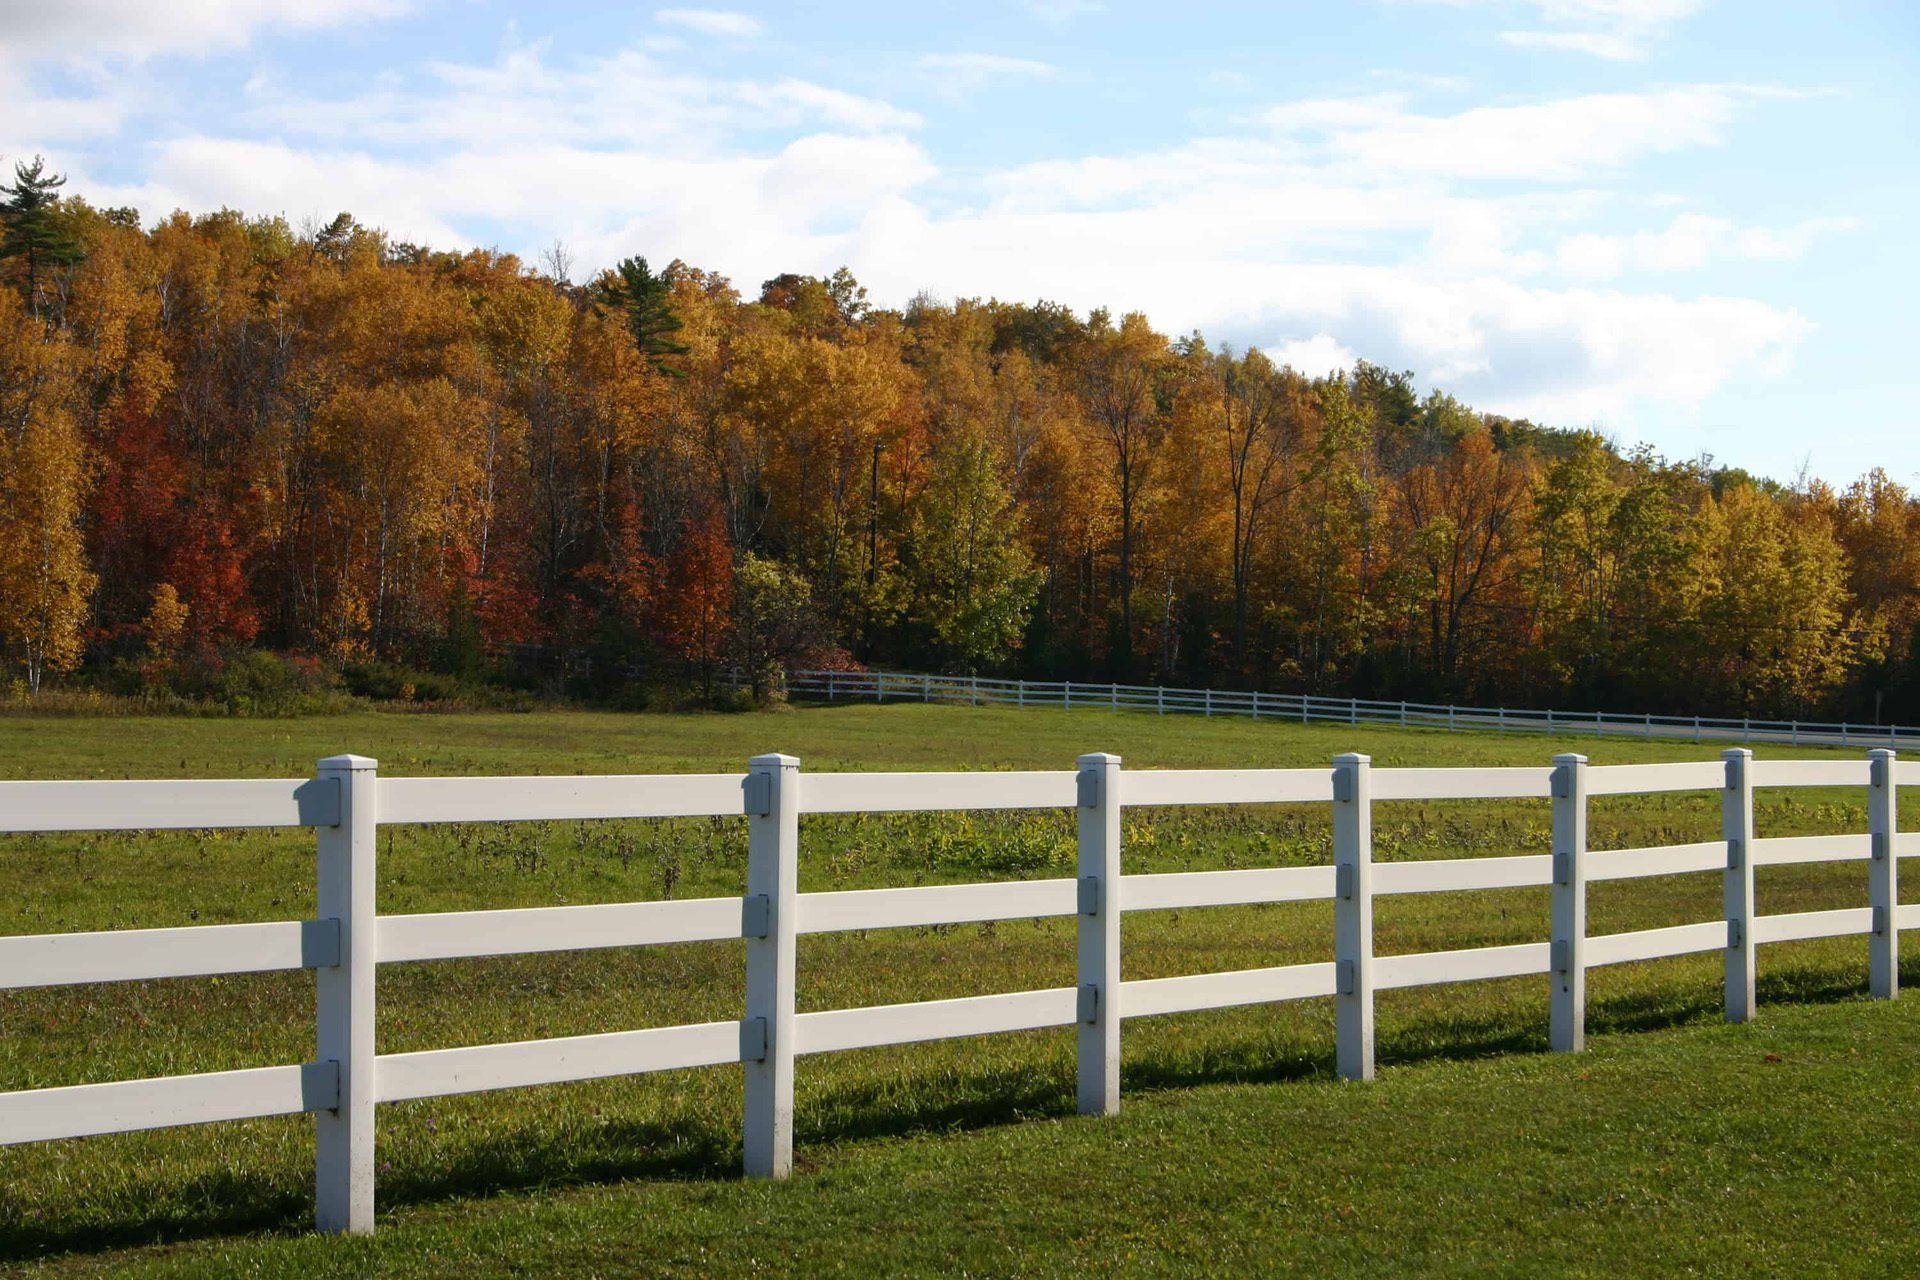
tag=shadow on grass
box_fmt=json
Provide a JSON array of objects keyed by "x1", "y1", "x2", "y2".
[
  {"x1": 0, "y1": 1169, "x2": 313, "y2": 1266},
  {"x1": 5, "y1": 955, "x2": 1908, "y2": 1265}
]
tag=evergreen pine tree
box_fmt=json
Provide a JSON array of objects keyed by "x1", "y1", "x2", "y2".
[
  {"x1": 596, "y1": 255, "x2": 689, "y2": 376},
  {"x1": 0, "y1": 156, "x2": 85, "y2": 313}
]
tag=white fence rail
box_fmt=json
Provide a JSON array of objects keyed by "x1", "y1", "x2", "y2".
[
  {"x1": 791, "y1": 668, "x2": 1918, "y2": 751},
  {"x1": 0, "y1": 748, "x2": 1911, "y2": 1235}
]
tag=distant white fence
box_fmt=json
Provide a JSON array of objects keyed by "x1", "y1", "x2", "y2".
[
  {"x1": 789, "y1": 669, "x2": 1916, "y2": 751},
  {"x1": 0, "y1": 748, "x2": 1912, "y2": 1236}
]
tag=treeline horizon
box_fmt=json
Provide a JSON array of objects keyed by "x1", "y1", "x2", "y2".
[{"x1": 3, "y1": 157, "x2": 1917, "y2": 720}]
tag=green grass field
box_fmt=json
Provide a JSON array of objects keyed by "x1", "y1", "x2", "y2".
[{"x1": 1, "y1": 704, "x2": 1915, "y2": 1276}]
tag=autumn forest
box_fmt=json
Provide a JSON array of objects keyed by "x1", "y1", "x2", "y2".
[{"x1": 1, "y1": 158, "x2": 1914, "y2": 720}]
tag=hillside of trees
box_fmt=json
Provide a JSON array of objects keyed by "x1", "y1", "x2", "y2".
[{"x1": 2, "y1": 157, "x2": 1916, "y2": 720}]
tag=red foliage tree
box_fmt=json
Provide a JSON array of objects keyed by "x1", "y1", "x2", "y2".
[
  {"x1": 655, "y1": 506, "x2": 734, "y2": 697},
  {"x1": 88, "y1": 408, "x2": 258, "y2": 649}
]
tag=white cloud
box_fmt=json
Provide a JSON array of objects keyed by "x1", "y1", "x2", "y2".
[
  {"x1": 1027, "y1": 0, "x2": 1105, "y2": 21},
  {"x1": 93, "y1": 135, "x2": 468, "y2": 246},
  {"x1": 0, "y1": 60, "x2": 137, "y2": 157},
  {"x1": 830, "y1": 81, "x2": 1807, "y2": 424},
  {"x1": 760, "y1": 133, "x2": 935, "y2": 221},
  {"x1": 1522, "y1": 1, "x2": 1704, "y2": 21},
  {"x1": 1499, "y1": 28, "x2": 1643, "y2": 60},
  {"x1": 915, "y1": 53, "x2": 1057, "y2": 97},
  {"x1": 1413, "y1": 0, "x2": 1710, "y2": 60},
  {"x1": 1438, "y1": 284, "x2": 1807, "y2": 421},
  {"x1": 1732, "y1": 216, "x2": 1861, "y2": 260},
  {"x1": 247, "y1": 43, "x2": 921, "y2": 148},
  {"x1": 829, "y1": 207, "x2": 1806, "y2": 423},
  {"x1": 992, "y1": 86, "x2": 1748, "y2": 214},
  {"x1": 741, "y1": 78, "x2": 923, "y2": 132},
  {"x1": 1557, "y1": 212, "x2": 1860, "y2": 279},
  {"x1": 1369, "y1": 69, "x2": 1474, "y2": 92},
  {"x1": 654, "y1": 8, "x2": 763, "y2": 38},
  {"x1": 1261, "y1": 94, "x2": 1406, "y2": 134},
  {"x1": 0, "y1": 0, "x2": 414, "y2": 60},
  {"x1": 1264, "y1": 87, "x2": 1744, "y2": 180},
  {"x1": 85, "y1": 125, "x2": 937, "y2": 268},
  {"x1": 1267, "y1": 334, "x2": 1358, "y2": 376}
]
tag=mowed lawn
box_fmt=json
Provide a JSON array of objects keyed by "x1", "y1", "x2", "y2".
[{"x1": 1, "y1": 703, "x2": 1916, "y2": 1276}]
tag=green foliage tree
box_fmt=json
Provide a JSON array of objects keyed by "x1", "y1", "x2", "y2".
[
  {"x1": 728, "y1": 552, "x2": 821, "y2": 701},
  {"x1": 904, "y1": 433, "x2": 1040, "y2": 672},
  {"x1": 825, "y1": 266, "x2": 869, "y2": 325},
  {"x1": 310, "y1": 212, "x2": 362, "y2": 264},
  {"x1": 1286, "y1": 378, "x2": 1380, "y2": 690},
  {"x1": 596, "y1": 255, "x2": 689, "y2": 376},
  {"x1": 0, "y1": 156, "x2": 85, "y2": 315}
]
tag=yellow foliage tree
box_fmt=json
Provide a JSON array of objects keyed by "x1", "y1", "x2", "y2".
[
  {"x1": 1690, "y1": 482, "x2": 1854, "y2": 713},
  {"x1": 143, "y1": 582, "x2": 189, "y2": 656},
  {"x1": 0, "y1": 290, "x2": 94, "y2": 690}
]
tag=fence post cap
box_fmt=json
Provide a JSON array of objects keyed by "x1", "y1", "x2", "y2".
[
  {"x1": 1553, "y1": 752, "x2": 1588, "y2": 766},
  {"x1": 749, "y1": 753, "x2": 800, "y2": 770},
  {"x1": 1868, "y1": 747, "x2": 1897, "y2": 759},
  {"x1": 1077, "y1": 752, "x2": 1121, "y2": 767},
  {"x1": 1721, "y1": 747, "x2": 1752, "y2": 761},
  {"x1": 316, "y1": 754, "x2": 377, "y2": 771},
  {"x1": 1333, "y1": 752, "x2": 1370, "y2": 766}
]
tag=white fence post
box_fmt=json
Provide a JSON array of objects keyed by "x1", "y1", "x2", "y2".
[
  {"x1": 744, "y1": 752, "x2": 799, "y2": 1178},
  {"x1": 1722, "y1": 748, "x2": 1756, "y2": 1023},
  {"x1": 1550, "y1": 753, "x2": 1588, "y2": 1053},
  {"x1": 314, "y1": 754, "x2": 378, "y2": 1235},
  {"x1": 1333, "y1": 752, "x2": 1374, "y2": 1081},
  {"x1": 1077, "y1": 752, "x2": 1122, "y2": 1115},
  {"x1": 1869, "y1": 748, "x2": 1899, "y2": 1000}
]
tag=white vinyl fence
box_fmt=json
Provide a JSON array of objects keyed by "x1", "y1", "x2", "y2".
[
  {"x1": 790, "y1": 669, "x2": 1918, "y2": 752},
  {"x1": 0, "y1": 748, "x2": 1912, "y2": 1236}
]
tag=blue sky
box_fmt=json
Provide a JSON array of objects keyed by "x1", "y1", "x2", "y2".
[{"x1": 5, "y1": 1, "x2": 1916, "y2": 484}]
